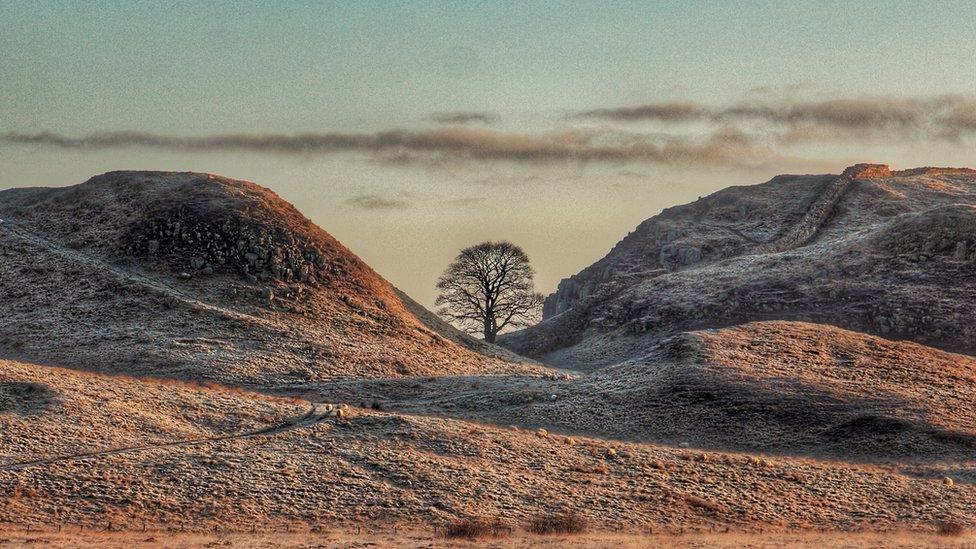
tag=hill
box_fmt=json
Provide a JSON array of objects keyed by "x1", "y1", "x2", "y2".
[
  {"x1": 4, "y1": 167, "x2": 976, "y2": 540},
  {"x1": 0, "y1": 171, "x2": 544, "y2": 384},
  {"x1": 500, "y1": 165, "x2": 976, "y2": 370},
  {"x1": 295, "y1": 321, "x2": 976, "y2": 461}
]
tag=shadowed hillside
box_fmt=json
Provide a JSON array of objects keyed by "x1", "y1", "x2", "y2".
[{"x1": 290, "y1": 321, "x2": 976, "y2": 461}]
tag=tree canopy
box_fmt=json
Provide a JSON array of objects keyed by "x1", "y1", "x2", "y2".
[{"x1": 435, "y1": 241, "x2": 544, "y2": 343}]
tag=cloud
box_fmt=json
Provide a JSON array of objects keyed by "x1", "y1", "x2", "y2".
[
  {"x1": 577, "y1": 101, "x2": 709, "y2": 121},
  {"x1": 344, "y1": 194, "x2": 408, "y2": 210},
  {"x1": 731, "y1": 97, "x2": 951, "y2": 129},
  {"x1": 940, "y1": 102, "x2": 976, "y2": 139},
  {"x1": 429, "y1": 111, "x2": 498, "y2": 124},
  {"x1": 1, "y1": 126, "x2": 799, "y2": 169},
  {"x1": 574, "y1": 95, "x2": 976, "y2": 141}
]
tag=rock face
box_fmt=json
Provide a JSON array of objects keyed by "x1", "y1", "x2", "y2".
[
  {"x1": 0, "y1": 171, "x2": 542, "y2": 384},
  {"x1": 128, "y1": 206, "x2": 328, "y2": 284},
  {"x1": 842, "y1": 163, "x2": 892, "y2": 180},
  {"x1": 501, "y1": 164, "x2": 976, "y2": 370}
]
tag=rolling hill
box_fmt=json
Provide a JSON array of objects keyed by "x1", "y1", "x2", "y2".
[
  {"x1": 0, "y1": 171, "x2": 544, "y2": 385},
  {"x1": 500, "y1": 165, "x2": 976, "y2": 370}
]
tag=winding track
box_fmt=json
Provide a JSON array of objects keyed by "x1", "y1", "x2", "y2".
[{"x1": 0, "y1": 403, "x2": 331, "y2": 472}]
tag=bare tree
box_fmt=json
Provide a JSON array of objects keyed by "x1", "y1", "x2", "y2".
[{"x1": 436, "y1": 241, "x2": 544, "y2": 343}]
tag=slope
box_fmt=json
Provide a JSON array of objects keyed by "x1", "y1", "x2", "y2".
[
  {"x1": 290, "y1": 321, "x2": 976, "y2": 461},
  {"x1": 0, "y1": 357, "x2": 971, "y2": 532}
]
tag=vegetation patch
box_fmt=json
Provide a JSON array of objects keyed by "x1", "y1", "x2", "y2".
[{"x1": 526, "y1": 511, "x2": 588, "y2": 535}]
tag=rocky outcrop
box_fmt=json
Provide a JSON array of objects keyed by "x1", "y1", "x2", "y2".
[
  {"x1": 842, "y1": 163, "x2": 891, "y2": 180},
  {"x1": 543, "y1": 276, "x2": 608, "y2": 318},
  {"x1": 125, "y1": 205, "x2": 332, "y2": 285},
  {"x1": 892, "y1": 167, "x2": 976, "y2": 177},
  {"x1": 873, "y1": 204, "x2": 976, "y2": 261}
]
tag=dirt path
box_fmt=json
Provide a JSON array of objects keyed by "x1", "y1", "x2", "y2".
[{"x1": 0, "y1": 404, "x2": 330, "y2": 472}]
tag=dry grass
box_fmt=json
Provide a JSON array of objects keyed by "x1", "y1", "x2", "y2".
[
  {"x1": 5, "y1": 381, "x2": 976, "y2": 533},
  {"x1": 526, "y1": 511, "x2": 588, "y2": 535},
  {"x1": 401, "y1": 321, "x2": 976, "y2": 463},
  {"x1": 1, "y1": 529, "x2": 973, "y2": 548}
]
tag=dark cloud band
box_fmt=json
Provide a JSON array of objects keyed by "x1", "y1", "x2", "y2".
[
  {"x1": 428, "y1": 112, "x2": 498, "y2": 124},
  {"x1": 576, "y1": 95, "x2": 976, "y2": 140},
  {"x1": 1, "y1": 127, "x2": 793, "y2": 168},
  {"x1": 344, "y1": 194, "x2": 409, "y2": 210}
]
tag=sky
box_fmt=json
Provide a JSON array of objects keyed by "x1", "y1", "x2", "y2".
[{"x1": 2, "y1": 0, "x2": 976, "y2": 307}]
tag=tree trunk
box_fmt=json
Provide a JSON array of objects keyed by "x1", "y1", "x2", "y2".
[{"x1": 484, "y1": 318, "x2": 496, "y2": 343}]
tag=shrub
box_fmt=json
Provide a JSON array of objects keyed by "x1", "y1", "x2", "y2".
[
  {"x1": 937, "y1": 520, "x2": 966, "y2": 536},
  {"x1": 526, "y1": 511, "x2": 588, "y2": 535},
  {"x1": 441, "y1": 517, "x2": 509, "y2": 539}
]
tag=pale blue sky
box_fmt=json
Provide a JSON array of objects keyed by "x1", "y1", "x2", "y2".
[
  {"x1": 5, "y1": 1, "x2": 976, "y2": 132},
  {"x1": 2, "y1": 1, "x2": 975, "y2": 305}
]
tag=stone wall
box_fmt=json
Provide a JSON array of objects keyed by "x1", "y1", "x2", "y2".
[{"x1": 124, "y1": 205, "x2": 336, "y2": 285}]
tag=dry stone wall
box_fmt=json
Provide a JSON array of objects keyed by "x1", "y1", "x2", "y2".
[{"x1": 124, "y1": 205, "x2": 339, "y2": 285}]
